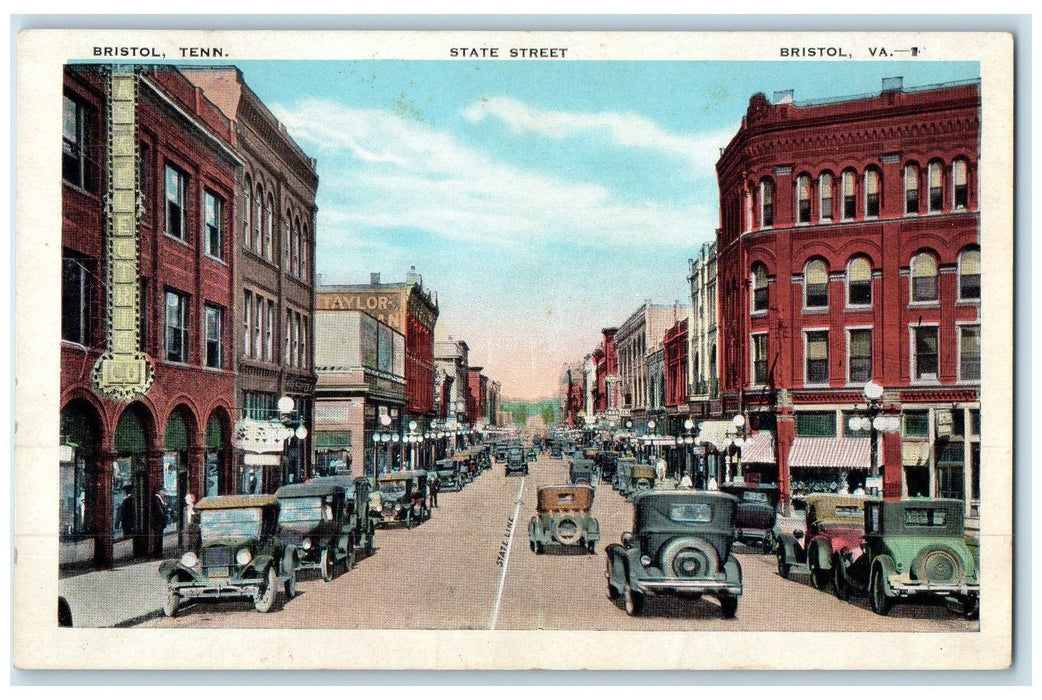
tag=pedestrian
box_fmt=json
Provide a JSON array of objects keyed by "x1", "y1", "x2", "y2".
[
  {"x1": 429, "y1": 475, "x2": 440, "y2": 509},
  {"x1": 150, "y1": 490, "x2": 167, "y2": 559},
  {"x1": 119, "y1": 485, "x2": 135, "y2": 540},
  {"x1": 655, "y1": 456, "x2": 667, "y2": 483},
  {"x1": 679, "y1": 472, "x2": 693, "y2": 489},
  {"x1": 707, "y1": 475, "x2": 719, "y2": 491}
]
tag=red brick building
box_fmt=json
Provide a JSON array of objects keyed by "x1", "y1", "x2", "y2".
[
  {"x1": 716, "y1": 78, "x2": 981, "y2": 512},
  {"x1": 663, "y1": 319, "x2": 689, "y2": 409},
  {"x1": 60, "y1": 66, "x2": 239, "y2": 568}
]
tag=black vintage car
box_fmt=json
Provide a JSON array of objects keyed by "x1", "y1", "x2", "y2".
[
  {"x1": 719, "y1": 483, "x2": 781, "y2": 553},
  {"x1": 624, "y1": 465, "x2": 657, "y2": 500},
  {"x1": 434, "y1": 458, "x2": 463, "y2": 491},
  {"x1": 370, "y1": 470, "x2": 430, "y2": 528},
  {"x1": 505, "y1": 446, "x2": 529, "y2": 476},
  {"x1": 597, "y1": 451, "x2": 619, "y2": 485},
  {"x1": 605, "y1": 490, "x2": 742, "y2": 618},
  {"x1": 276, "y1": 476, "x2": 375, "y2": 581},
  {"x1": 614, "y1": 457, "x2": 636, "y2": 492},
  {"x1": 159, "y1": 495, "x2": 295, "y2": 616},
  {"x1": 569, "y1": 458, "x2": 596, "y2": 487}
]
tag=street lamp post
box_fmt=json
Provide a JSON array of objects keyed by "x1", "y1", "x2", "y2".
[
  {"x1": 683, "y1": 419, "x2": 695, "y2": 481},
  {"x1": 731, "y1": 413, "x2": 747, "y2": 484},
  {"x1": 847, "y1": 380, "x2": 898, "y2": 495}
]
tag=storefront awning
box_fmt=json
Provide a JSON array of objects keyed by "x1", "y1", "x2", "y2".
[
  {"x1": 788, "y1": 437, "x2": 870, "y2": 470},
  {"x1": 742, "y1": 431, "x2": 775, "y2": 464},
  {"x1": 902, "y1": 441, "x2": 931, "y2": 467},
  {"x1": 698, "y1": 420, "x2": 732, "y2": 452}
]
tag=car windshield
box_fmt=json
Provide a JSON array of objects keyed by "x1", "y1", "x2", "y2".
[
  {"x1": 742, "y1": 492, "x2": 768, "y2": 504},
  {"x1": 669, "y1": 503, "x2": 713, "y2": 523},
  {"x1": 832, "y1": 506, "x2": 863, "y2": 519},
  {"x1": 379, "y1": 480, "x2": 408, "y2": 497},
  {"x1": 278, "y1": 497, "x2": 324, "y2": 526},
  {"x1": 904, "y1": 508, "x2": 946, "y2": 527},
  {"x1": 200, "y1": 508, "x2": 263, "y2": 541}
]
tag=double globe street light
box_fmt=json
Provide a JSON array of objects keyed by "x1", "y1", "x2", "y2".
[{"x1": 847, "y1": 380, "x2": 900, "y2": 490}]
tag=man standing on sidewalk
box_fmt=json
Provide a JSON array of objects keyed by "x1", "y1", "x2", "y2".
[{"x1": 150, "y1": 490, "x2": 167, "y2": 559}]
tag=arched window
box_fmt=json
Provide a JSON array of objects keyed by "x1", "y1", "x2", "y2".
[
  {"x1": 264, "y1": 194, "x2": 274, "y2": 262},
  {"x1": 959, "y1": 247, "x2": 981, "y2": 300},
  {"x1": 842, "y1": 170, "x2": 857, "y2": 219},
  {"x1": 242, "y1": 175, "x2": 252, "y2": 249},
  {"x1": 751, "y1": 263, "x2": 769, "y2": 312},
  {"x1": 283, "y1": 211, "x2": 292, "y2": 270},
  {"x1": 904, "y1": 164, "x2": 920, "y2": 214},
  {"x1": 953, "y1": 158, "x2": 969, "y2": 209},
  {"x1": 928, "y1": 161, "x2": 944, "y2": 212},
  {"x1": 300, "y1": 224, "x2": 309, "y2": 282},
  {"x1": 805, "y1": 259, "x2": 829, "y2": 309},
  {"x1": 911, "y1": 252, "x2": 939, "y2": 302},
  {"x1": 819, "y1": 172, "x2": 833, "y2": 221},
  {"x1": 847, "y1": 256, "x2": 872, "y2": 306},
  {"x1": 865, "y1": 168, "x2": 881, "y2": 217},
  {"x1": 760, "y1": 179, "x2": 774, "y2": 228},
  {"x1": 293, "y1": 217, "x2": 301, "y2": 279},
  {"x1": 253, "y1": 185, "x2": 263, "y2": 255},
  {"x1": 796, "y1": 174, "x2": 811, "y2": 223}
]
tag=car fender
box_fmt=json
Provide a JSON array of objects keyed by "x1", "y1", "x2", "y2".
[
  {"x1": 871, "y1": 554, "x2": 897, "y2": 596},
  {"x1": 810, "y1": 538, "x2": 834, "y2": 570},
  {"x1": 778, "y1": 532, "x2": 801, "y2": 564},
  {"x1": 723, "y1": 555, "x2": 744, "y2": 592},
  {"x1": 159, "y1": 560, "x2": 197, "y2": 583},
  {"x1": 587, "y1": 517, "x2": 601, "y2": 542},
  {"x1": 248, "y1": 553, "x2": 277, "y2": 579},
  {"x1": 528, "y1": 515, "x2": 543, "y2": 543},
  {"x1": 605, "y1": 544, "x2": 629, "y2": 587}
]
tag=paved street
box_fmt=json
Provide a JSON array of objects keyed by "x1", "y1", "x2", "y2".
[{"x1": 142, "y1": 452, "x2": 978, "y2": 632}]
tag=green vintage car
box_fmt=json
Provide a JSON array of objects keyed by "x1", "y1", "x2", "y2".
[
  {"x1": 528, "y1": 485, "x2": 600, "y2": 554},
  {"x1": 159, "y1": 495, "x2": 294, "y2": 616},
  {"x1": 569, "y1": 458, "x2": 596, "y2": 487},
  {"x1": 625, "y1": 465, "x2": 657, "y2": 499},
  {"x1": 854, "y1": 498, "x2": 979, "y2": 617},
  {"x1": 434, "y1": 458, "x2": 462, "y2": 491},
  {"x1": 370, "y1": 470, "x2": 430, "y2": 528}
]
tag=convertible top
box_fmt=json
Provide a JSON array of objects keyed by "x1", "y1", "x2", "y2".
[
  {"x1": 195, "y1": 494, "x2": 279, "y2": 510},
  {"x1": 276, "y1": 480, "x2": 346, "y2": 500},
  {"x1": 536, "y1": 485, "x2": 594, "y2": 512}
]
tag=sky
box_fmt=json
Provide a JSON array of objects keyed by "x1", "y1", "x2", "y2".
[{"x1": 230, "y1": 59, "x2": 979, "y2": 401}]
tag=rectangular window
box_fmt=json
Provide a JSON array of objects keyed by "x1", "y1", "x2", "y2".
[
  {"x1": 935, "y1": 443, "x2": 965, "y2": 500},
  {"x1": 842, "y1": 171, "x2": 856, "y2": 219},
  {"x1": 165, "y1": 165, "x2": 188, "y2": 241},
  {"x1": 61, "y1": 255, "x2": 94, "y2": 345},
  {"x1": 954, "y1": 160, "x2": 968, "y2": 208},
  {"x1": 292, "y1": 312, "x2": 300, "y2": 368},
  {"x1": 254, "y1": 295, "x2": 263, "y2": 360},
  {"x1": 285, "y1": 309, "x2": 292, "y2": 366},
  {"x1": 914, "y1": 326, "x2": 939, "y2": 380},
  {"x1": 796, "y1": 411, "x2": 836, "y2": 437},
  {"x1": 265, "y1": 300, "x2": 275, "y2": 362},
  {"x1": 905, "y1": 165, "x2": 919, "y2": 214},
  {"x1": 820, "y1": 173, "x2": 833, "y2": 221},
  {"x1": 752, "y1": 334, "x2": 768, "y2": 385},
  {"x1": 204, "y1": 305, "x2": 224, "y2": 369},
  {"x1": 796, "y1": 176, "x2": 810, "y2": 223},
  {"x1": 865, "y1": 170, "x2": 880, "y2": 217},
  {"x1": 302, "y1": 316, "x2": 309, "y2": 369},
  {"x1": 929, "y1": 162, "x2": 943, "y2": 211},
  {"x1": 165, "y1": 290, "x2": 190, "y2": 363},
  {"x1": 806, "y1": 330, "x2": 829, "y2": 384},
  {"x1": 960, "y1": 325, "x2": 981, "y2": 381},
  {"x1": 970, "y1": 409, "x2": 980, "y2": 435},
  {"x1": 848, "y1": 329, "x2": 872, "y2": 383},
  {"x1": 960, "y1": 251, "x2": 981, "y2": 300},
  {"x1": 264, "y1": 203, "x2": 273, "y2": 262},
  {"x1": 139, "y1": 142, "x2": 151, "y2": 208},
  {"x1": 204, "y1": 191, "x2": 224, "y2": 260},
  {"x1": 243, "y1": 291, "x2": 252, "y2": 358},
  {"x1": 903, "y1": 411, "x2": 929, "y2": 438},
  {"x1": 62, "y1": 94, "x2": 93, "y2": 190}
]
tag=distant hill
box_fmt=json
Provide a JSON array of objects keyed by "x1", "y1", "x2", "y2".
[{"x1": 501, "y1": 399, "x2": 559, "y2": 428}]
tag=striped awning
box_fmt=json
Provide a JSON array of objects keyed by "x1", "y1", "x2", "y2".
[
  {"x1": 698, "y1": 420, "x2": 733, "y2": 452},
  {"x1": 788, "y1": 437, "x2": 871, "y2": 470},
  {"x1": 742, "y1": 431, "x2": 775, "y2": 464}
]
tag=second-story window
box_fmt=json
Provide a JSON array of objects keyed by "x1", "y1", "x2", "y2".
[
  {"x1": 960, "y1": 325, "x2": 981, "y2": 381},
  {"x1": 819, "y1": 172, "x2": 833, "y2": 221},
  {"x1": 865, "y1": 169, "x2": 880, "y2": 217},
  {"x1": 842, "y1": 170, "x2": 856, "y2": 219},
  {"x1": 848, "y1": 328, "x2": 872, "y2": 383},
  {"x1": 805, "y1": 259, "x2": 829, "y2": 309},
  {"x1": 752, "y1": 333, "x2": 768, "y2": 385},
  {"x1": 905, "y1": 164, "x2": 920, "y2": 214},
  {"x1": 929, "y1": 161, "x2": 944, "y2": 212},
  {"x1": 165, "y1": 290, "x2": 190, "y2": 363},
  {"x1": 204, "y1": 305, "x2": 224, "y2": 369},
  {"x1": 954, "y1": 158, "x2": 969, "y2": 209},
  {"x1": 914, "y1": 326, "x2": 938, "y2": 381},
  {"x1": 911, "y1": 252, "x2": 939, "y2": 303},
  {"x1": 165, "y1": 165, "x2": 188, "y2": 241},
  {"x1": 847, "y1": 256, "x2": 872, "y2": 306},
  {"x1": 204, "y1": 191, "x2": 224, "y2": 261},
  {"x1": 61, "y1": 254, "x2": 95, "y2": 346},
  {"x1": 752, "y1": 264, "x2": 768, "y2": 312},
  {"x1": 796, "y1": 174, "x2": 811, "y2": 223},
  {"x1": 63, "y1": 94, "x2": 94, "y2": 191},
  {"x1": 243, "y1": 290, "x2": 252, "y2": 358},
  {"x1": 265, "y1": 300, "x2": 275, "y2": 361},
  {"x1": 959, "y1": 248, "x2": 981, "y2": 300},
  {"x1": 805, "y1": 330, "x2": 829, "y2": 384},
  {"x1": 760, "y1": 179, "x2": 773, "y2": 228}
]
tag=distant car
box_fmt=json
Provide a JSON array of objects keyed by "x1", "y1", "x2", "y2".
[
  {"x1": 159, "y1": 495, "x2": 294, "y2": 616},
  {"x1": 605, "y1": 490, "x2": 742, "y2": 617},
  {"x1": 614, "y1": 457, "x2": 636, "y2": 492},
  {"x1": 625, "y1": 465, "x2": 657, "y2": 499},
  {"x1": 597, "y1": 451, "x2": 619, "y2": 484},
  {"x1": 776, "y1": 493, "x2": 877, "y2": 593},
  {"x1": 528, "y1": 485, "x2": 600, "y2": 554},
  {"x1": 848, "y1": 498, "x2": 979, "y2": 617},
  {"x1": 370, "y1": 471, "x2": 430, "y2": 528},
  {"x1": 569, "y1": 458, "x2": 595, "y2": 487},
  {"x1": 549, "y1": 443, "x2": 563, "y2": 459},
  {"x1": 719, "y1": 483, "x2": 781, "y2": 554},
  {"x1": 434, "y1": 458, "x2": 462, "y2": 491},
  {"x1": 505, "y1": 447, "x2": 529, "y2": 476}
]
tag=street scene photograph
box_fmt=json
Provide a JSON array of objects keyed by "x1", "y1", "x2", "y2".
[{"x1": 15, "y1": 28, "x2": 1014, "y2": 670}]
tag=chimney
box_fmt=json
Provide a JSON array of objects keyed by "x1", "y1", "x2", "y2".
[
  {"x1": 370, "y1": 272, "x2": 381, "y2": 286},
  {"x1": 317, "y1": 273, "x2": 324, "y2": 287}
]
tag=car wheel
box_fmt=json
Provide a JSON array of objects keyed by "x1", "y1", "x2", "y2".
[
  {"x1": 254, "y1": 567, "x2": 278, "y2": 613},
  {"x1": 832, "y1": 557, "x2": 852, "y2": 602},
  {"x1": 623, "y1": 586, "x2": 645, "y2": 616},
  {"x1": 343, "y1": 541, "x2": 355, "y2": 573},
  {"x1": 284, "y1": 570, "x2": 297, "y2": 599},
  {"x1": 587, "y1": 541, "x2": 596, "y2": 554},
  {"x1": 777, "y1": 552, "x2": 791, "y2": 579},
  {"x1": 810, "y1": 559, "x2": 829, "y2": 591},
  {"x1": 535, "y1": 541, "x2": 544, "y2": 555},
  {"x1": 661, "y1": 537, "x2": 718, "y2": 578},
  {"x1": 870, "y1": 565, "x2": 893, "y2": 616},
  {"x1": 321, "y1": 548, "x2": 334, "y2": 582},
  {"x1": 762, "y1": 532, "x2": 775, "y2": 555},
  {"x1": 719, "y1": 594, "x2": 738, "y2": 619},
  {"x1": 963, "y1": 593, "x2": 979, "y2": 619},
  {"x1": 365, "y1": 528, "x2": 375, "y2": 557},
  {"x1": 163, "y1": 585, "x2": 180, "y2": 618}
]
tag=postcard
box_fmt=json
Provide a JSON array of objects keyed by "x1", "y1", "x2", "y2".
[{"x1": 14, "y1": 27, "x2": 1013, "y2": 670}]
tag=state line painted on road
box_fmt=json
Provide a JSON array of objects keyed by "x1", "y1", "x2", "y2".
[{"x1": 489, "y1": 476, "x2": 525, "y2": 631}]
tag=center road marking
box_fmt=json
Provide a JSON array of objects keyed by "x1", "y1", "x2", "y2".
[{"x1": 489, "y1": 476, "x2": 525, "y2": 630}]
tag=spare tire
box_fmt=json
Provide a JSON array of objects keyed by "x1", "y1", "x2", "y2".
[
  {"x1": 552, "y1": 516, "x2": 583, "y2": 545},
  {"x1": 912, "y1": 545, "x2": 964, "y2": 584},
  {"x1": 661, "y1": 536, "x2": 719, "y2": 579}
]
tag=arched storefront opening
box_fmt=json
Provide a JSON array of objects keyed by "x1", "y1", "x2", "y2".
[
  {"x1": 204, "y1": 411, "x2": 229, "y2": 497},
  {"x1": 163, "y1": 406, "x2": 195, "y2": 546},
  {"x1": 113, "y1": 404, "x2": 153, "y2": 558},
  {"x1": 60, "y1": 400, "x2": 102, "y2": 561}
]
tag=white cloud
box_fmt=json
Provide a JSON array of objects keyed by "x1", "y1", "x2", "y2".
[
  {"x1": 272, "y1": 97, "x2": 715, "y2": 251},
  {"x1": 462, "y1": 95, "x2": 736, "y2": 172}
]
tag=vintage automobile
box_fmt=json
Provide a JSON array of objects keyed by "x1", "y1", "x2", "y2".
[
  {"x1": 845, "y1": 498, "x2": 980, "y2": 617},
  {"x1": 569, "y1": 458, "x2": 596, "y2": 487},
  {"x1": 549, "y1": 442, "x2": 563, "y2": 459},
  {"x1": 625, "y1": 465, "x2": 657, "y2": 499},
  {"x1": 526, "y1": 445, "x2": 538, "y2": 463},
  {"x1": 494, "y1": 443, "x2": 509, "y2": 463},
  {"x1": 719, "y1": 483, "x2": 781, "y2": 554},
  {"x1": 598, "y1": 451, "x2": 619, "y2": 484},
  {"x1": 605, "y1": 490, "x2": 742, "y2": 617},
  {"x1": 370, "y1": 470, "x2": 430, "y2": 528},
  {"x1": 433, "y1": 458, "x2": 463, "y2": 491},
  {"x1": 159, "y1": 494, "x2": 295, "y2": 616},
  {"x1": 276, "y1": 476, "x2": 375, "y2": 582},
  {"x1": 614, "y1": 457, "x2": 636, "y2": 492},
  {"x1": 528, "y1": 485, "x2": 600, "y2": 554},
  {"x1": 776, "y1": 493, "x2": 877, "y2": 592},
  {"x1": 505, "y1": 446, "x2": 529, "y2": 476}
]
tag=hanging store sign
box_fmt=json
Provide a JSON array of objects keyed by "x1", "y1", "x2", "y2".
[{"x1": 233, "y1": 419, "x2": 294, "y2": 453}]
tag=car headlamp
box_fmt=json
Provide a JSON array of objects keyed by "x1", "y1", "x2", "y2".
[
  {"x1": 395, "y1": 505, "x2": 403, "y2": 513},
  {"x1": 236, "y1": 548, "x2": 253, "y2": 566},
  {"x1": 640, "y1": 555, "x2": 652, "y2": 567},
  {"x1": 895, "y1": 561, "x2": 902, "y2": 573},
  {"x1": 180, "y1": 551, "x2": 199, "y2": 568},
  {"x1": 302, "y1": 538, "x2": 312, "y2": 550}
]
